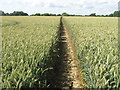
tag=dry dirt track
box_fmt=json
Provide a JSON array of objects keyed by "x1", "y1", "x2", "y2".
[{"x1": 48, "y1": 17, "x2": 85, "y2": 89}]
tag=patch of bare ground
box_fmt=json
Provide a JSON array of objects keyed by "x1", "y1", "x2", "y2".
[{"x1": 47, "y1": 17, "x2": 86, "y2": 89}]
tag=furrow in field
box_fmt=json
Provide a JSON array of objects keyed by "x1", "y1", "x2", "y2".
[{"x1": 50, "y1": 17, "x2": 85, "y2": 89}]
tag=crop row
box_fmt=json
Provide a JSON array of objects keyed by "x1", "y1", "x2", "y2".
[
  {"x1": 2, "y1": 16, "x2": 60, "y2": 88},
  {"x1": 64, "y1": 17, "x2": 119, "y2": 88}
]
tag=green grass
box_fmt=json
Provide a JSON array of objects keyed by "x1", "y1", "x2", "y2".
[
  {"x1": 2, "y1": 16, "x2": 60, "y2": 88},
  {"x1": 64, "y1": 17, "x2": 119, "y2": 88}
]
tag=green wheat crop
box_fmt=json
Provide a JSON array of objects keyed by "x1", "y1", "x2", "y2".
[
  {"x1": 2, "y1": 16, "x2": 60, "y2": 88},
  {"x1": 64, "y1": 17, "x2": 119, "y2": 88}
]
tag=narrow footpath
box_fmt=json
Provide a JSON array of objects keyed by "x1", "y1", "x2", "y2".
[{"x1": 50, "y1": 17, "x2": 85, "y2": 89}]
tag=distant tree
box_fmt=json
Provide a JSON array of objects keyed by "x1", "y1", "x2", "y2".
[
  {"x1": 70, "y1": 14, "x2": 75, "y2": 16},
  {"x1": 56, "y1": 14, "x2": 61, "y2": 16},
  {"x1": 9, "y1": 13, "x2": 13, "y2": 16},
  {"x1": 101, "y1": 15, "x2": 105, "y2": 17},
  {"x1": 109, "y1": 13, "x2": 114, "y2": 17},
  {"x1": 105, "y1": 15, "x2": 109, "y2": 17},
  {"x1": 62, "y1": 12, "x2": 69, "y2": 16},
  {"x1": 49, "y1": 13, "x2": 56, "y2": 16},
  {"x1": 5, "y1": 13, "x2": 9, "y2": 16},
  {"x1": 118, "y1": 11, "x2": 120, "y2": 17},
  {"x1": 30, "y1": 13, "x2": 57, "y2": 16},
  {"x1": 2, "y1": 10, "x2": 120, "y2": 17},
  {"x1": 0, "y1": 11, "x2": 6, "y2": 16},
  {"x1": 30, "y1": 14, "x2": 35, "y2": 16},
  {"x1": 34, "y1": 13, "x2": 41, "y2": 16},
  {"x1": 75, "y1": 15, "x2": 82, "y2": 16},
  {"x1": 57, "y1": 14, "x2": 61, "y2": 16},
  {"x1": 89, "y1": 13, "x2": 96, "y2": 16},
  {"x1": 113, "y1": 11, "x2": 120, "y2": 17},
  {"x1": 96, "y1": 15, "x2": 100, "y2": 17},
  {"x1": 0, "y1": 11, "x2": 2, "y2": 16},
  {"x1": 9, "y1": 11, "x2": 28, "y2": 16},
  {"x1": 42, "y1": 13, "x2": 50, "y2": 16}
]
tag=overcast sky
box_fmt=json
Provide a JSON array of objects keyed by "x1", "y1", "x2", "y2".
[{"x1": 0, "y1": 0, "x2": 119, "y2": 15}]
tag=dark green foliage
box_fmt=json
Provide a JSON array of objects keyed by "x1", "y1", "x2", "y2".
[
  {"x1": 57, "y1": 14, "x2": 61, "y2": 16},
  {"x1": 89, "y1": 13, "x2": 96, "y2": 16},
  {"x1": 9, "y1": 11, "x2": 28, "y2": 16},
  {"x1": 106, "y1": 11, "x2": 120, "y2": 17},
  {"x1": 1, "y1": 10, "x2": 120, "y2": 17},
  {"x1": 0, "y1": 11, "x2": 5, "y2": 16},
  {"x1": 89, "y1": 11, "x2": 120, "y2": 17},
  {"x1": 113, "y1": 11, "x2": 120, "y2": 17},
  {"x1": 109, "y1": 13, "x2": 114, "y2": 17},
  {"x1": 62, "y1": 12, "x2": 69, "y2": 16},
  {"x1": 1, "y1": 11, "x2": 28, "y2": 16},
  {"x1": 31, "y1": 13, "x2": 56, "y2": 16},
  {"x1": 34, "y1": 13, "x2": 41, "y2": 16}
]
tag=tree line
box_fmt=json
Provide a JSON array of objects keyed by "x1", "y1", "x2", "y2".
[
  {"x1": 0, "y1": 11, "x2": 120, "y2": 17},
  {"x1": 0, "y1": 11, "x2": 28, "y2": 16}
]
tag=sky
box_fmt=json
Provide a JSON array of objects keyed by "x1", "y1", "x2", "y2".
[{"x1": 0, "y1": 0, "x2": 119, "y2": 15}]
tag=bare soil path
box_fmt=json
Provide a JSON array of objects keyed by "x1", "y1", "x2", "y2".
[{"x1": 48, "y1": 17, "x2": 85, "y2": 89}]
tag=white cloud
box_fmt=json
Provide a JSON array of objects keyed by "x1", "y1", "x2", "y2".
[
  {"x1": 119, "y1": 1, "x2": 120, "y2": 10},
  {"x1": 0, "y1": 0, "x2": 119, "y2": 14}
]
